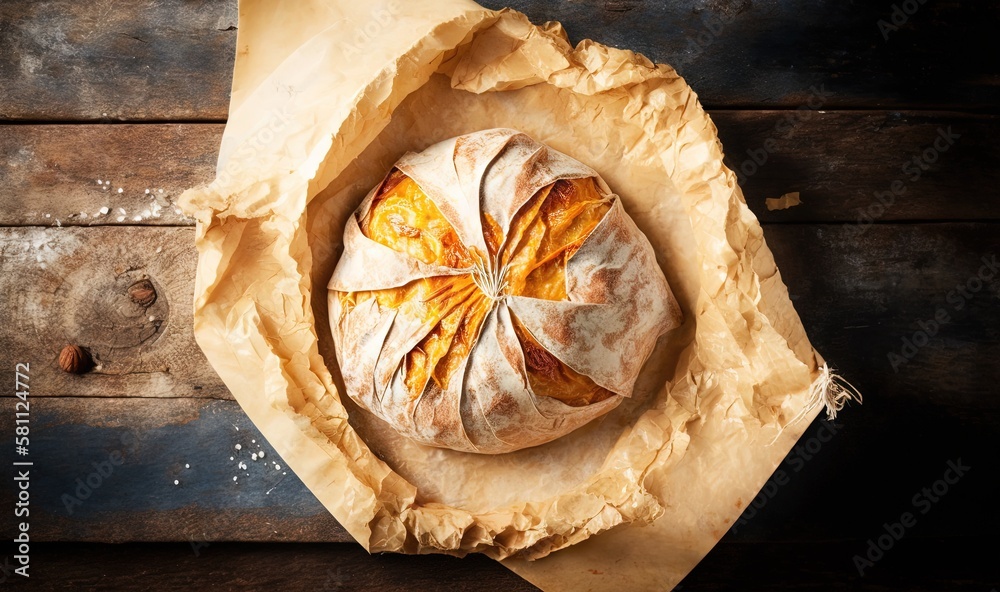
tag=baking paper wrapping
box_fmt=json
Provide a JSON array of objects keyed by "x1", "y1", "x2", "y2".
[{"x1": 178, "y1": 1, "x2": 845, "y2": 589}]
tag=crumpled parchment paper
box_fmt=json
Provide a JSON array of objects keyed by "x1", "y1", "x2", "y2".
[{"x1": 178, "y1": 1, "x2": 834, "y2": 590}]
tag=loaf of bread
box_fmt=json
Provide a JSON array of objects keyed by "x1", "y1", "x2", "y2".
[{"x1": 328, "y1": 129, "x2": 680, "y2": 453}]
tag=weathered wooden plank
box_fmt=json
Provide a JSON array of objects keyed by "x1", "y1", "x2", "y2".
[
  {"x1": 2, "y1": 1, "x2": 998, "y2": 120},
  {"x1": 486, "y1": 0, "x2": 1000, "y2": 110},
  {"x1": 731, "y1": 223, "x2": 1000, "y2": 544},
  {"x1": 11, "y1": 538, "x2": 993, "y2": 591},
  {"x1": 1, "y1": 114, "x2": 997, "y2": 227},
  {"x1": 0, "y1": 224, "x2": 1000, "y2": 541},
  {"x1": 0, "y1": 397, "x2": 351, "y2": 543},
  {"x1": 0, "y1": 225, "x2": 996, "y2": 546},
  {"x1": 0, "y1": 0, "x2": 236, "y2": 121},
  {"x1": 0, "y1": 124, "x2": 220, "y2": 226},
  {"x1": 0, "y1": 226, "x2": 229, "y2": 399},
  {"x1": 14, "y1": 543, "x2": 541, "y2": 591},
  {"x1": 768, "y1": 223, "x2": 1000, "y2": 409},
  {"x1": 713, "y1": 111, "x2": 1000, "y2": 224},
  {"x1": 0, "y1": 395, "x2": 990, "y2": 545},
  {"x1": 686, "y1": 538, "x2": 994, "y2": 591},
  {"x1": 3, "y1": 223, "x2": 998, "y2": 402}
]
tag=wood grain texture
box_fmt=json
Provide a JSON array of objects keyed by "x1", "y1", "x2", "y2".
[
  {"x1": 0, "y1": 124, "x2": 221, "y2": 226},
  {"x1": 685, "y1": 538, "x2": 996, "y2": 591},
  {"x1": 0, "y1": 396, "x2": 991, "y2": 545},
  {"x1": 14, "y1": 543, "x2": 541, "y2": 591},
  {"x1": 0, "y1": 226, "x2": 229, "y2": 399},
  {"x1": 2, "y1": 113, "x2": 997, "y2": 227},
  {"x1": 3, "y1": 223, "x2": 998, "y2": 406},
  {"x1": 483, "y1": 0, "x2": 1000, "y2": 110},
  {"x1": 0, "y1": 397, "x2": 351, "y2": 543},
  {"x1": 0, "y1": 0, "x2": 236, "y2": 121},
  {"x1": 0, "y1": 0, "x2": 994, "y2": 589},
  {"x1": 0, "y1": 225, "x2": 996, "y2": 546},
  {"x1": 713, "y1": 111, "x2": 1000, "y2": 223},
  {"x1": 3, "y1": 0, "x2": 998, "y2": 121},
  {"x1": 11, "y1": 538, "x2": 994, "y2": 591}
]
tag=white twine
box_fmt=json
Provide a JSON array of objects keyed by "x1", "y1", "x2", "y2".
[
  {"x1": 471, "y1": 256, "x2": 511, "y2": 301},
  {"x1": 766, "y1": 363, "x2": 863, "y2": 446},
  {"x1": 812, "y1": 363, "x2": 863, "y2": 421}
]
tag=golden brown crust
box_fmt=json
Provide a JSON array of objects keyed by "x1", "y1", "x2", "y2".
[
  {"x1": 360, "y1": 174, "x2": 475, "y2": 269},
  {"x1": 502, "y1": 177, "x2": 610, "y2": 301},
  {"x1": 341, "y1": 171, "x2": 612, "y2": 407},
  {"x1": 511, "y1": 313, "x2": 615, "y2": 407}
]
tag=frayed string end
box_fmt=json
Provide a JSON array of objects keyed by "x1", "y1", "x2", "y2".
[
  {"x1": 812, "y1": 364, "x2": 863, "y2": 420},
  {"x1": 766, "y1": 364, "x2": 862, "y2": 446}
]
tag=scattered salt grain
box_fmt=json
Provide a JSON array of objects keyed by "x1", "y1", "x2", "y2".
[
  {"x1": 174, "y1": 480, "x2": 179, "y2": 485},
  {"x1": 258, "y1": 451, "x2": 265, "y2": 459},
  {"x1": 275, "y1": 465, "x2": 281, "y2": 471},
  {"x1": 117, "y1": 188, "x2": 123, "y2": 193},
  {"x1": 233, "y1": 476, "x2": 237, "y2": 481},
  {"x1": 104, "y1": 181, "x2": 111, "y2": 185},
  {"x1": 155, "y1": 246, "x2": 162, "y2": 253},
  {"x1": 132, "y1": 215, "x2": 142, "y2": 222},
  {"x1": 229, "y1": 456, "x2": 234, "y2": 461},
  {"x1": 45, "y1": 214, "x2": 50, "y2": 218},
  {"x1": 99, "y1": 206, "x2": 109, "y2": 215},
  {"x1": 238, "y1": 461, "x2": 247, "y2": 470},
  {"x1": 185, "y1": 464, "x2": 190, "y2": 469},
  {"x1": 145, "y1": 189, "x2": 150, "y2": 194},
  {"x1": 116, "y1": 216, "x2": 125, "y2": 222},
  {"x1": 97, "y1": 179, "x2": 103, "y2": 184},
  {"x1": 148, "y1": 315, "x2": 155, "y2": 322},
  {"x1": 79, "y1": 212, "x2": 88, "y2": 219},
  {"x1": 158, "y1": 189, "x2": 164, "y2": 193},
  {"x1": 235, "y1": 444, "x2": 242, "y2": 450},
  {"x1": 251, "y1": 453, "x2": 258, "y2": 461},
  {"x1": 118, "y1": 207, "x2": 126, "y2": 215},
  {"x1": 252, "y1": 439, "x2": 256, "y2": 444}
]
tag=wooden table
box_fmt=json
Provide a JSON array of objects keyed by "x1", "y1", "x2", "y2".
[{"x1": 1, "y1": 1, "x2": 997, "y2": 590}]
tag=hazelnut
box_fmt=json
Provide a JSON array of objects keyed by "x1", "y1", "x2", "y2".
[
  {"x1": 128, "y1": 279, "x2": 157, "y2": 307},
  {"x1": 59, "y1": 345, "x2": 92, "y2": 374}
]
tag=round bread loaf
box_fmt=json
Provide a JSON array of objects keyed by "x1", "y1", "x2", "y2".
[{"x1": 329, "y1": 129, "x2": 680, "y2": 453}]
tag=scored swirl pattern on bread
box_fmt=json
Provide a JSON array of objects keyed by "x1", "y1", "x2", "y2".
[{"x1": 328, "y1": 129, "x2": 680, "y2": 453}]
